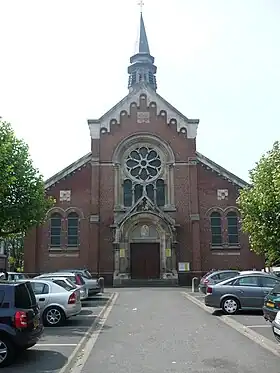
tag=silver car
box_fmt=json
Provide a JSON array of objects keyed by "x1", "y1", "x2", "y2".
[
  {"x1": 205, "y1": 273, "x2": 280, "y2": 314},
  {"x1": 20, "y1": 279, "x2": 82, "y2": 326},
  {"x1": 34, "y1": 272, "x2": 88, "y2": 299},
  {"x1": 35, "y1": 275, "x2": 88, "y2": 300},
  {"x1": 56, "y1": 269, "x2": 101, "y2": 296}
]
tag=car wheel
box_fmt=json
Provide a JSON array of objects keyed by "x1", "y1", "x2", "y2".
[
  {"x1": 0, "y1": 335, "x2": 15, "y2": 368},
  {"x1": 43, "y1": 306, "x2": 66, "y2": 327},
  {"x1": 221, "y1": 297, "x2": 239, "y2": 314}
]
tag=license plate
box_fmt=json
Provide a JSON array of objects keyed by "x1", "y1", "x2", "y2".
[
  {"x1": 34, "y1": 317, "x2": 39, "y2": 329},
  {"x1": 274, "y1": 327, "x2": 280, "y2": 336},
  {"x1": 266, "y1": 302, "x2": 274, "y2": 308}
]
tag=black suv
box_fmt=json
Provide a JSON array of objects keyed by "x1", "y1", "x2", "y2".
[{"x1": 0, "y1": 281, "x2": 43, "y2": 367}]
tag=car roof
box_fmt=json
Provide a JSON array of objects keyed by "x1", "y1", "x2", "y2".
[
  {"x1": 208, "y1": 270, "x2": 239, "y2": 277},
  {"x1": 0, "y1": 280, "x2": 27, "y2": 286},
  {"x1": 38, "y1": 272, "x2": 76, "y2": 276},
  {"x1": 18, "y1": 278, "x2": 54, "y2": 284},
  {"x1": 240, "y1": 270, "x2": 269, "y2": 275},
  {"x1": 39, "y1": 276, "x2": 73, "y2": 281}
]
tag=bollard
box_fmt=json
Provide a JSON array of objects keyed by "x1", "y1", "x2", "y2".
[
  {"x1": 98, "y1": 276, "x2": 105, "y2": 293},
  {"x1": 191, "y1": 277, "x2": 199, "y2": 293}
]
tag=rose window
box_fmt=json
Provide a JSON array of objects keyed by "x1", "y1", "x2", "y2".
[{"x1": 125, "y1": 146, "x2": 162, "y2": 181}]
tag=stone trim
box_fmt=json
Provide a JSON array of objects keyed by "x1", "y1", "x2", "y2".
[
  {"x1": 197, "y1": 152, "x2": 248, "y2": 188},
  {"x1": 87, "y1": 82, "x2": 199, "y2": 140},
  {"x1": 45, "y1": 153, "x2": 91, "y2": 189},
  {"x1": 44, "y1": 151, "x2": 248, "y2": 193}
]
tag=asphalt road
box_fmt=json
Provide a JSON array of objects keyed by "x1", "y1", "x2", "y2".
[
  {"x1": 80, "y1": 288, "x2": 280, "y2": 373},
  {"x1": 5, "y1": 294, "x2": 111, "y2": 373}
]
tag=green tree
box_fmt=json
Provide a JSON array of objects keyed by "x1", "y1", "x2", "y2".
[
  {"x1": 237, "y1": 141, "x2": 280, "y2": 266},
  {"x1": 0, "y1": 120, "x2": 54, "y2": 238}
]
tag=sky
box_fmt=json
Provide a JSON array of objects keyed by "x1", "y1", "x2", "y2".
[{"x1": 0, "y1": 0, "x2": 279, "y2": 182}]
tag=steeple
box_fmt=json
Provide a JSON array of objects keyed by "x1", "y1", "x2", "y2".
[{"x1": 128, "y1": 11, "x2": 157, "y2": 91}]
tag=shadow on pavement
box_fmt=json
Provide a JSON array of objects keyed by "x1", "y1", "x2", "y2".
[
  {"x1": 82, "y1": 297, "x2": 110, "y2": 308},
  {"x1": 5, "y1": 350, "x2": 67, "y2": 372},
  {"x1": 212, "y1": 309, "x2": 264, "y2": 317}
]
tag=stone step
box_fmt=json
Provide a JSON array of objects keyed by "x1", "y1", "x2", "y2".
[{"x1": 113, "y1": 279, "x2": 178, "y2": 288}]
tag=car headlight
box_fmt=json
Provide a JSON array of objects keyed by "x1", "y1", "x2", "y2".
[{"x1": 275, "y1": 311, "x2": 280, "y2": 324}]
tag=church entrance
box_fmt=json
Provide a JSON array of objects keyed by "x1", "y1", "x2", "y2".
[{"x1": 130, "y1": 243, "x2": 160, "y2": 279}]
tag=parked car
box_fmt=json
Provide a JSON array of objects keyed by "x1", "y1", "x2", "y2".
[
  {"x1": 0, "y1": 281, "x2": 43, "y2": 367},
  {"x1": 263, "y1": 283, "x2": 280, "y2": 322},
  {"x1": 35, "y1": 276, "x2": 88, "y2": 300},
  {"x1": 272, "y1": 310, "x2": 280, "y2": 342},
  {"x1": 205, "y1": 273, "x2": 280, "y2": 314},
  {"x1": 19, "y1": 279, "x2": 82, "y2": 326},
  {"x1": 56, "y1": 269, "x2": 101, "y2": 296},
  {"x1": 35, "y1": 272, "x2": 88, "y2": 299},
  {"x1": 6, "y1": 272, "x2": 29, "y2": 281},
  {"x1": 199, "y1": 270, "x2": 240, "y2": 294}
]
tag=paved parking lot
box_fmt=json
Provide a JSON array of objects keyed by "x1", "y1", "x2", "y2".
[
  {"x1": 186, "y1": 291, "x2": 276, "y2": 344},
  {"x1": 6, "y1": 292, "x2": 114, "y2": 373}
]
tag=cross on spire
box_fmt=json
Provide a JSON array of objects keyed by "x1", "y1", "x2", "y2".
[{"x1": 138, "y1": 0, "x2": 144, "y2": 13}]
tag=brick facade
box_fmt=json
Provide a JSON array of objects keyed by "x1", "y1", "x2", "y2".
[{"x1": 24, "y1": 90, "x2": 264, "y2": 284}]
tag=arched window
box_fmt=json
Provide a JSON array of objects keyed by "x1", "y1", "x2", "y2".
[
  {"x1": 123, "y1": 180, "x2": 133, "y2": 207},
  {"x1": 67, "y1": 212, "x2": 79, "y2": 247},
  {"x1": 227, "y1": 211, "x2": 239, "y2": 245},
  {"x1": 156, "y1": 179, "x2": 165, "y2": 207},
  {"x1": 50, "y1": 213, "x2": 62, "y2": 248},
  {"x1": 122, "y1": 145, "x2": 166, "y2": 207},
  {"x1": 210, "y1": 212, "x2": 222, "y2": 247}
]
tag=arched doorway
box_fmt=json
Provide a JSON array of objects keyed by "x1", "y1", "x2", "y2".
[
  {"x1": 129, "y1": 224, "x2": 161, "y2": 279},
  {"x1": 113, "y1": 211, "x2": 177, "y2": 281}
]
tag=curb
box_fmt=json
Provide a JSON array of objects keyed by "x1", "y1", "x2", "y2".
[
  {"x1": 181, "y1": 291, "x2": 280, "y2": 358},
  {"x1": 58, "y1": 292, "x2": 118, "y2": 373}
]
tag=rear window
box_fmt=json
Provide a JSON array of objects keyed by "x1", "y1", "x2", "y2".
[
  {"x1": 218, "y1": 272, "x2": 239, "y2": 281},
  {"x1": 14, "y1": 274, "x2": 27, "y2": 280},
  {"x1": 66, "y1": 276, "x2": 77, "y2": 284},
  {"x1": 83, "y1": 270, "x2": 92, "y2": 279},
  {"x1": 15, "y1": 283, "x2": 36, "y2": 309},
  {"x1": 53, "y1": 279, "x2": 75, "y2": 291}
]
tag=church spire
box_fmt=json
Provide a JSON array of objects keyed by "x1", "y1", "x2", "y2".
[{"x1": 128, "y1": 8, "x2": 157, "y2": 91}]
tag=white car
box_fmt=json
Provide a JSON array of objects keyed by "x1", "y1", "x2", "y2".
[
  {"x1": 19, "y1": 279, "x2": 82, "y2": 326},
  {"x1": 34, "y1": 272, "x2": 88, "y2": 300},
  {"x1": 35, "y1": 275, "x2": 88, "y2": 300}
]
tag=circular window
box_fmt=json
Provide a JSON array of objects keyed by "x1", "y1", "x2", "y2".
[{"x1": 125, "y1": 146, "x2": 162, "y2": 182}]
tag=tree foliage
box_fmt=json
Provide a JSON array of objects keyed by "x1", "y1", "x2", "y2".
[
  {"x1": 0, "y1": 121, "x2": 54, "y2": 238},
  {"x1": 237, "y1": 141, "x2": 280, "y2": 266}
]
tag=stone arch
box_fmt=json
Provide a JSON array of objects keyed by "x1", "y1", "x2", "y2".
[
  {"x1": 112, "y1": 132, "x2": 175, "y2": 164},
  {"x1": 120, "y1": 211, "x2": 173, "y2": 239},
  {"x1": 65, "y1": 207, "x2": 85, "y2": 219},
  {"x1": 224, "y1": 206, "x2": 240, "y2": 216},
  {"x1": 205, "y1": 207, "x2": 224, "y2": 218},
  {"x1": 46, "y1": 207, "x2": 65, "y2": 219}
]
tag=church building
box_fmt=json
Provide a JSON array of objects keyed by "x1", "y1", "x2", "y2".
[{"x1": 24, "y1": 13, "x2": 264, "y2": 285}]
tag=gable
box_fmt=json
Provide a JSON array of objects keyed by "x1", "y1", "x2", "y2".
[
  {"x1": 44, "y1": 151, "x2": 248, "y2": 192},
  {"x1": 196, "y1": 152, "x2": 249, "y2": 189},
  {"x1": 88, "y1": 82, "x2": 199, "y2": 140},
  {"x1": 45, "y1": 152, "x2": 91, "y2": 190}
]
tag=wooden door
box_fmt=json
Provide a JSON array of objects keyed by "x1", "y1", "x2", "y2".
[{"x1": 130, "y1": 243, "x2": 160, "y2": 279}]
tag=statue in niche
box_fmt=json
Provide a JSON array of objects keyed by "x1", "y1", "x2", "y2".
[{"x1": 141, "y1": 225, "x2": 150, "y2": 237}]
